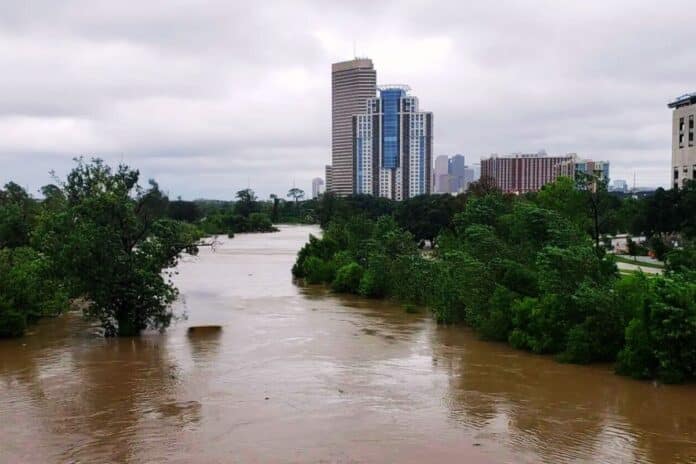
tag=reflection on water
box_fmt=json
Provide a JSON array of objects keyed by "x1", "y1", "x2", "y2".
[{"x1": 0, "y1": 225, "x2": 695, "y2": 463}]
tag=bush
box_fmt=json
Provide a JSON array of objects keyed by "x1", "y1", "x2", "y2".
[
  {"x1": 358, "y1": 253, "x2": 389, "y2": 298},
  {"x1": 332, "y1": 262, "x2": 364, "y2": 293},
  {"x1": 292, "y1": 234, "x2": 337, "y2": 278},
  {"x1": 616, "y1": 275, "x2": 696, "y2": 383},
  {"x1": 648, "y1": 236, "x2": 670, "y2": 261},
  {"x1": 0, "y1": 247, "x2": 69, "y2": 337},
  {"x1": 248, "y1": 212, "x2": 278, "y2": 232},
  {"x1": 0, "y1": 297, "x2": 27, "y2": 338},
  {"x1": 477, "y1": 285, "x2": 516, "y2": 341},
  {"x1": 665, "y1": 246, "x2": 696, "y2": 275},
  {"x1": 302, "y1": 256, "x2": 335, "y2": 284}
]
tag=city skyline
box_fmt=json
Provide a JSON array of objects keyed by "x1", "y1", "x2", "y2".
[{"x1": 1, "y1": 1, "x2": 694, "y2": 199}]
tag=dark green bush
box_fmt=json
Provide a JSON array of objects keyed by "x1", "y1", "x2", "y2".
[
  {"x1": 332, "y1": 262, "x2": 364, "y2": 293},
  {"x1": 616, "y1": 275, "x2": 696, "y2": 383}
]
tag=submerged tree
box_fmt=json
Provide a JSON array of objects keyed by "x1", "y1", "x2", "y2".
[{"x1": 34, "y1": 158, "x2": 201, "y2": 337}]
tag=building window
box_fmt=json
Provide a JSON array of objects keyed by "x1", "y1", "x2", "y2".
[
  {"x1": 690, "y1": 115, "x2": 695, "y2": 146},
  {"x1": 673, "y1": 169, "x2": 678, "y2": 180}
]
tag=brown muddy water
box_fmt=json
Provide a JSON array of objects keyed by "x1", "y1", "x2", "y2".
[{"x1": 1, "y1": 225, "x2": 695, "y2": 463}]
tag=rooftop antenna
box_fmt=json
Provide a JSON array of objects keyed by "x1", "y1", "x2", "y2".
[{"x1": 353, "y1": 40, "x2": 356, "y2": 59}]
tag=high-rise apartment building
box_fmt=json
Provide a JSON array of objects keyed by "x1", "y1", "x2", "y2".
[
  {"x1": 668, "y1": 93, "x2": 696, "y2": 189},
  {"x1": 329, "y1": 58, "x2": 377, "y2": 196},
  {"x1": 311, "y1": 177, "x2": 325, "y2": 198},
  {"x1": 353, "y1": 85, "x2": 433, "y2": 200},
  {"x1": 481, "y1": 152, "x2": 572, "y2": 193}
]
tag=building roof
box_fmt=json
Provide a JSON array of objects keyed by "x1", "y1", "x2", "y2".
[
  {"x1": 331, "y1": 58, "x2": 374, "y2": 72},
  {"x1": 377, "y1": 84, "x2": 411, "y2": 93},
  {"x1": 668, "y1": 92, "x2": 696, "y2": 109}
]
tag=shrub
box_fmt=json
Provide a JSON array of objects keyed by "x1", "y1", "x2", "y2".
[
  {"x1": 648, "y1": 236, "x2": 670, "y2": 261},
  {"x1": 477, "y1": 285, "x2": 516, "y2": 341},
  {"x1": 332, "y1": 262, "x2": 364, "y2": 293},
  {"x1": 616, "y1": 275, "x2": 696, "y2": 383},
  {"x1": 302, "y1": 256, "x2": 335, "y2": 284},
  {"x1": 0, "y1": 247, "x2": 69, "y2": 337},
  {"x1": 248, "y1": 212, "x2": 278, "y2": 232},
  {"x1": 665, "y1": 246, "x2": 696, "y2": 275}
]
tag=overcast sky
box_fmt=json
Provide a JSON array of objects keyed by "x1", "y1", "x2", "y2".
[{"x1": 1, "y1": 1, "x2": 694, "y2": 199}]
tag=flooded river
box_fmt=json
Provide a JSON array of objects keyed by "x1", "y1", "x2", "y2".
[{"x1": 1, "y1": 225, "x2": 695, "y2": 463}]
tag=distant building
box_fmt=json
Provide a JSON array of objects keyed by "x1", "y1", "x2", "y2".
[
  {"x1": 668, "y1": 93, "x2": 696, "y2": 189},
  {"x1": 432, "y1": 154, "x2": 476, "y2": 194},
  {"x1": 481, "y1": 152, "x2": 572, "y2": 194},
  {"x1": 311, "y1": 177, "x2": 325, "y2": 198},
  {"x1": 610, "y1": 179, "x2": 628, "y2": 193},
  {"x1": 448, "y1": 154, "x2": 466, "y2": 193},
  {"x1": 433, "y1": 155, "x2": 450, "y2": 193},
  {"x1": 555, "y1": 155, "x2": 610, "y2": 188},
  {"x1": 353, "y1": 85, "x2": 433, "y2": 200},
  {"x1": 328, "y1": 58, "x2": 377, "y2": 196},
  {"x1": 482, "y1": 152, "x2": 609, "y2": 194},
  {"x1": 325, "y1": 165, "x2": 333, "y2": 192}
]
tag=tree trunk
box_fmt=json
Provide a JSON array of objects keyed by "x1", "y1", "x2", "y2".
[{"x1": 116, "y1": 311, "x2": 141, "y2": 337}]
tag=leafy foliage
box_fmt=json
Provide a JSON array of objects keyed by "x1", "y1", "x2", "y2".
[
  {"x1": 293, "y1": 177, "x2": 696, "y2": 383},
  {"x1": 0, "y1": 247, "x2": 69, "y2": 337},
  {"x1": 34, "y1": 158, "x2": 201, "y2": 336}
]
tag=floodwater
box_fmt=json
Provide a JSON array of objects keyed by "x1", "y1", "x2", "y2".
[{"x1": 1, "y1": 225, "x2": 695, "y2": 463}]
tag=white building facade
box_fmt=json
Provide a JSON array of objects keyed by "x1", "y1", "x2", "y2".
[
  {"x1": 669, "y1": 93, "x2": 696, "y2": 189},
  {"x1": 353, "y1": 86, "x2": 433, "y2": 200}
]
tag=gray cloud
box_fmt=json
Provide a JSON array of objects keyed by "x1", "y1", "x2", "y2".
[{"x1": 1, "y1": 0, "x2": 694, "y2": 198}]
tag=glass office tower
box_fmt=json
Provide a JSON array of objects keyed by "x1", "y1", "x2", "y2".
[{"x1": 352, "y1": 86, "x2": 433, "y2": 200}]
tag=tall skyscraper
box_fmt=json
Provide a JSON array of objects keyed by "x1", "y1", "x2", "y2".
[
  {"x1": 329, "y1": 58, "x2": 377, "y2": 196},
  {"x1": 311, "y1": 177, "x2": 325, "y2": 198},
  {"x1": 353, "y1": 85, "x2": 433, "y2": 200},
  {"x1": 668, "y1": 93, "x2": 696, "y2": 189}
]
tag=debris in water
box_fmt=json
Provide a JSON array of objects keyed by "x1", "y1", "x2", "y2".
[{"x1": 187, "y1": 325, "x2": 222, "y2": 335}]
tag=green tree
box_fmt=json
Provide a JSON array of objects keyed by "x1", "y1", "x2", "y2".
[
  {"x1": 235, "y1": 188, "x2": 258, "y2": 217},
  {"x1": 34, "y1": 158, "x2": 201, "y2": 337},
  {"x1": 269, "y1": 194, "x2": 280, "y2": 222},
  {"x1": 287, "y1": 187, "x2": 305, "y2": 207},
  {"x1": 0, "y1": 182, "x2": 36, "y2": 248}
]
